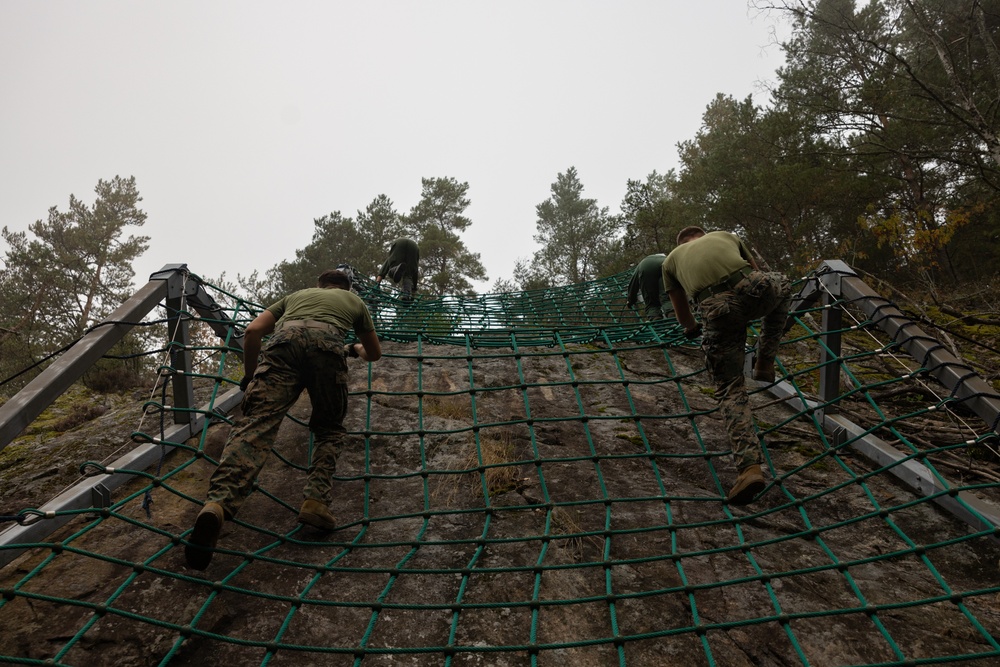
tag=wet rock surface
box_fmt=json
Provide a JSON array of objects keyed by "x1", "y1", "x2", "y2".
[{"x1": 2, "y1": 339, "x2": 999, "y2": 666}]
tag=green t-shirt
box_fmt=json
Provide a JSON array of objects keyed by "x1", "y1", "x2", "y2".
[
  {"x1": 267, "y1": 287, "x2": 375, "y2": 336},
  {"x1": 662, "y1": 231, "x2": 752, "y2": 300}
]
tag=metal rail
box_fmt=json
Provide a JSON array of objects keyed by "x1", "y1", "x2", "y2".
[
  {"x1": 765, "y1": 260, "x2": 1000, "y2": 536},
  {"x1": 0, "y1": 390, "x2": 242, "y2": 568},
  {"x1": 0, "y1": 265, "x2": 248, "y2": 566}
]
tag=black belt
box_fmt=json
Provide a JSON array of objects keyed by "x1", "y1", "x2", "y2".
[{"x1": 693, "y1": 267, "x2": 753, "y2": 304}]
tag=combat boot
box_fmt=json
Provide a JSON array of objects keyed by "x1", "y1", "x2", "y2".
[
  {"x1": 727, "y1": 465, "x2": 766, "y2": 506},
  {"x1": 185, "y1": 501, "x2": 225, "y2": 570},
  {"x1": 753, "y1": 357, "x2": 776, "y2": 383},
  {"x1": 298, "y1": 499, "x2": 338, "y2": 531}
]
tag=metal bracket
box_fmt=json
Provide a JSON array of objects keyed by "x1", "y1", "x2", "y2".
[{"x1": 87, "y1": 483, "x2": 112, "y2": 520}]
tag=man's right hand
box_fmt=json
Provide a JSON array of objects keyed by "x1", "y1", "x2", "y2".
[
  {"x1": 239, "y1": 376, "x2": 251, "y2": 392},
  {"x1": 684, "y1": 324, "x2": 703, "y2": 340}
]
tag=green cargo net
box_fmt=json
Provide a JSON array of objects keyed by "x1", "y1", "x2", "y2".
[{"x1": 1, "y1": 268, "x2": 999, "y2": 666}]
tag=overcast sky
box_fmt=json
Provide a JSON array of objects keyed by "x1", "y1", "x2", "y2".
[{"x1": 1, "y1": 1, "x2": 789, "y2": 293}]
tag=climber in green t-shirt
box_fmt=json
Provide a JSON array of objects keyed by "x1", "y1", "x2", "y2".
[
  {"x1": 185, "y1": 267, "x2": 382, "y2": 570},
  {"x1": 663, "y1": 227, "x2": 791, "y2": 506}
]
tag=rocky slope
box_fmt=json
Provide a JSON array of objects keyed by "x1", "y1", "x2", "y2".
[{"x1": 1, "y1": 335, "x2": 999, "y2": 666}]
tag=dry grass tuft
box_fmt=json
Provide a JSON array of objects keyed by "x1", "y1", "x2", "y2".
[
  {"x1": 433, "y1": 428, "x2": 520, "y2": 506},
  {"x1": 548, "y1": 505, "x2": 601, "y2": 561},
  {"x1": 422, "y1": 395, "x2": 473, "y2": 421},
  {"x1": 471, "y1": 430, "x2": 520, "y2": 497}
]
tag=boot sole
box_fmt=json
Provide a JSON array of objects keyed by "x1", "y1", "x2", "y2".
[
  {"x1": 728, "y1": 479, "x2": 766, "y2": 506},
  {"x1": 298, "y1": 512, "x2": 337, "y2": 531},
  {"x1": 185, "y1": 510, "x2": 222, "y2": 570}
]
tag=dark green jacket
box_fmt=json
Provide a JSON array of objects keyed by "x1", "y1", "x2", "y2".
[
  {"x1": 378, "y1": 238, "x2": 420, "y2": 285},
  {"x1": 627, "y1": 254, "x2": 669, "y2": 311}
]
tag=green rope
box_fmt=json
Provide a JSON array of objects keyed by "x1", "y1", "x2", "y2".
[{"x1": 2, "y1": 272, "x2": 999, "y2": 665}]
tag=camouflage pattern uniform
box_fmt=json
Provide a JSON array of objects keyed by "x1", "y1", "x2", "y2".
[
  {"x1": 699, "y1": 271, "x2": 790, "y2": 470},
  {"x1": 207, "y1": 322, "x2": 351, "y2": 518}
]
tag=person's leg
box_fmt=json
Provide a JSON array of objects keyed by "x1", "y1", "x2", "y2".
[
  {"x1": 714, "y1": 359, "x2": 767, "y2": 505},
  {"x1": 659, "y1": 295, "x2": 674, "y2": 320},
  {"x1": 644, "y1": 301, "x2": 664, "y2": 321},
  {"x1": 205, "y1": 407, "x2": 286, "y2": 517},
  {"x1": 298, "y1": 336, "x2": 350, "y2": 529},
  {"x1": 187, "y1": 333, "x2": 306, "y2": 568},
  {"x1": 701, "y1": 306, "x2": 759, "y2": 471},
  {"x1": 187, "y1": 346, "x2": 303, "y2": 568},
  {"x1": 751, "y1": 273, "x2": 792, "y2": 382},
  {"x1": 711, "y1": 361, "x2": 761, "y2": 472},
  {"x1": 700, "y1": 295, "x2": 767, "y2": 505},
  {"x1": 640, "y1": 286, "x2": 657, "y2": 321},
  {"x1": 400, "y1": 275, "x2": 414, "y2": 302},
  {"x1": 206, "y1": 355, "x2": 303, "y2": 518},
  {"x1": 297, "y1": 423, "x2": 345, "y2": 530}
]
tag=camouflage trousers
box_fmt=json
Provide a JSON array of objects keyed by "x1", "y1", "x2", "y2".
[
  {"x1": 699, "y1": 271, "x2": 791, "y2": 471},
  {"x1": 207, "y1": 323, "x2": 349, "y2": 518}
]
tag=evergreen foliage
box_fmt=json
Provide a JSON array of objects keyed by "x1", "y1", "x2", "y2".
[
  {"x1": 4, "y1": 0, "x2": 1000, "y2": 387},
  {"x1": 0, "y1": 176, "x2": 150, "y2": 395},
  {"x1": 529, "y1": 166, "x2": 620, "y2": 286},
  {"x1": 405, "y1": 177, "x2": 488, "y2": 296}
]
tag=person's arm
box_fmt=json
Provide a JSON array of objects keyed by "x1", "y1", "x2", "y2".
[
  {"x1": 377, "y1": 245, "x2": 397, "y2": 281},
  {"x1": 349, "y1": 329, "x2": 382, "y2": 362},
  {"x1": 625, "y1": 270, "x2": 640, "y2": 308},
  {"x1": 242, "y1": 310, "x2": 277, "y2": 381},
  {"x1": 737, "y1": 236, "x2": 760, "y2": 270},
  {"x1": 668, "y1": 288, "x2": 699, "y2": 336}
]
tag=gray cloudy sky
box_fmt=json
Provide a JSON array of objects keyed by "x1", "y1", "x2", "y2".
[{"x1": 1, "y1": 1, "x2": 788, "y2": 292}]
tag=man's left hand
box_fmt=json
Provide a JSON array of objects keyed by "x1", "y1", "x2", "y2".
[
  {"x1": 239, "y1": 376, "x2": 251, "y2": 392},
  {"x1": 684, "y1": 324, "x2": 703, "y2": 340}
]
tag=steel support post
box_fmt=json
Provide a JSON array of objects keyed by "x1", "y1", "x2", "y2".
[
  {"x1": 156, "y1": 265, "x2": 195, "y2": 426},
  {"x1": 818, "y1": 270, "x2": 844, "y2": 415}
]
